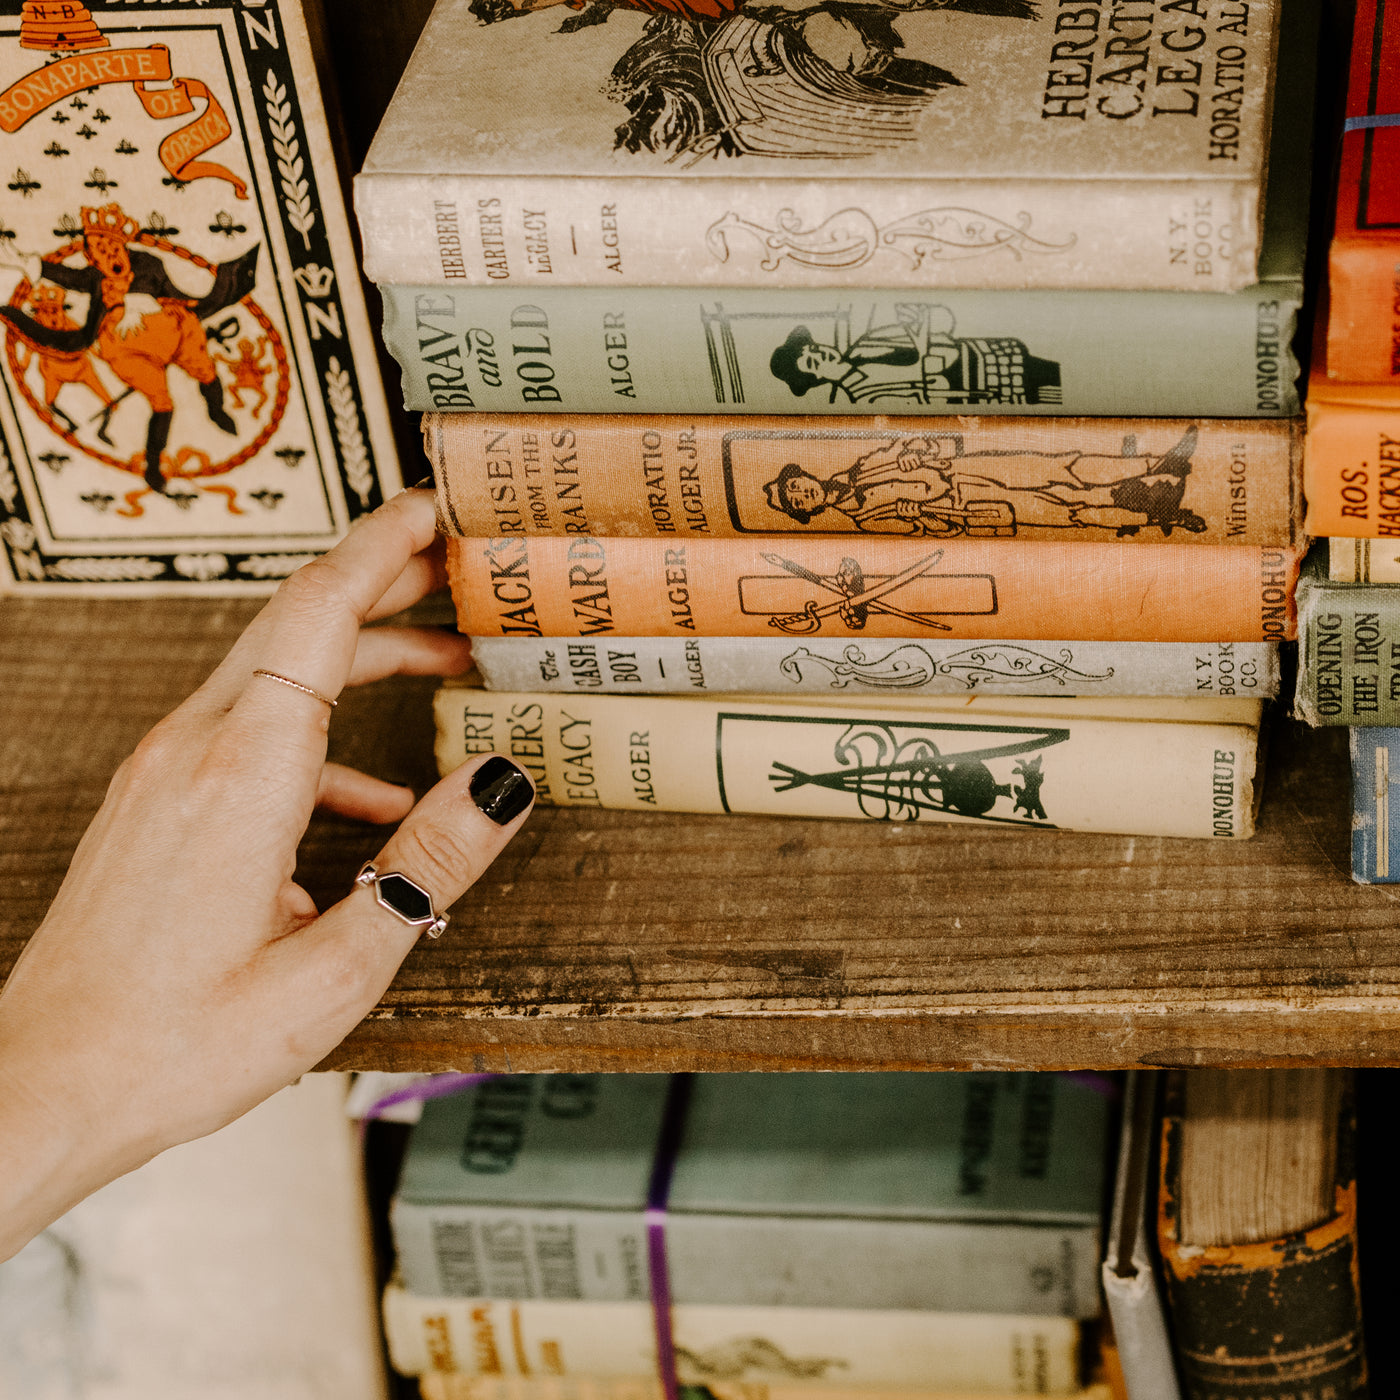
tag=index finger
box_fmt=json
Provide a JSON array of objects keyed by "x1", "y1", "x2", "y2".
[{"x1": 198, "y1": 490, "x2": 442, "y2": 718}]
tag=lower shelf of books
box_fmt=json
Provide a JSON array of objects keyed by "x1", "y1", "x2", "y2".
[{"x1": 5, "y1": 596, "x2": 1400, "y2": 1071}]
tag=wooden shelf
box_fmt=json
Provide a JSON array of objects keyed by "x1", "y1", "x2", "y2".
[{"x1": 5, "y1": 596, "x2": 1400, "y2": 1073}]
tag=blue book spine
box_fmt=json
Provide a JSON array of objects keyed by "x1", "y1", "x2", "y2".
[{"x1": 1351, "y1": 728, "x2": 1400, "y2": 882}]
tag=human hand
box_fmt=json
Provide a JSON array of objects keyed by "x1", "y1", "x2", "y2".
[{"x1": 0, "y1": 488, "x2": 534, "y2": 1261}]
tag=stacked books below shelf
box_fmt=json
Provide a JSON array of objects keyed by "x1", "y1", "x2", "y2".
[
  {"x1": 356, "y1": 0, "x2": 1321, "y2": 841},
  {"x1": 378, "y1": 1073, "x2": 1115, "y2": 1400}
]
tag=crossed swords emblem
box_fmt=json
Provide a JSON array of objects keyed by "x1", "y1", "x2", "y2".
[{"x1": 762, "y1": 549, "x2": 953, "y2": 635}]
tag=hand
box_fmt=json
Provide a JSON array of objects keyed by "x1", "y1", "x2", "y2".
[
  {"x1": 114, "y1": 291, "x2": 162, "y2": 338},
  {"x1": 0, "y1": 488, "x2": 534, "y2": 1261}
]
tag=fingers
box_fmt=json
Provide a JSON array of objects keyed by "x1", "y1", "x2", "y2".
[
  {"x1": 192, "y1": 489, "x2": 442, "y2": 719},
  {"x1": 347, "y1": 626, "x2": 472, "y2": 686},
  {"x1": 292, "y1": 753, "x2": 535, "y2": 983},
  {"x1": 316, "y1": 762, "x2": 415, "y2": 825}
]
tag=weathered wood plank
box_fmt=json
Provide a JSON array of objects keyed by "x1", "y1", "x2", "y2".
[{"x1": 3, "y1": 597, "x2": 1398, "y2": 1070}]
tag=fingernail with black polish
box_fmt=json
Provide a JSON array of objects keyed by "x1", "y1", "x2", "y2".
[
  {"x1": 470, "y1": 755, "x2": 533, "y2": 826},
  {"x1": 412, "y1": 471, "x2": 436, "y2": 490}
]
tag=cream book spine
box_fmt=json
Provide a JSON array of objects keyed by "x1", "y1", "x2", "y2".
[
  {"x1": 434, "y1": 687, "x2": 1263, "y2": 839},
  {"x1": 418, "y1": 1379, "x2": 1113, "y2": 1400},
  {"x1": 383, "y1": 1286, "x2": 1081, "y2": 1394}
]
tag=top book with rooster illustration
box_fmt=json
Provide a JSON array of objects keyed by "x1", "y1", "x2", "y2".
[{"x1": 355, "y1": 0, "x2": 1305, "y2": 293}]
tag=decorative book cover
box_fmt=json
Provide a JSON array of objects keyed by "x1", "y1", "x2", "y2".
[
  {"x1": 381, "y1": 1286, "x2": 1083, "y2": 1393},
  {"x1": 435, "y1": 685, "x2": 1263, "y2": 837},
  {"x1": 381, "y1": 282, "x2": 1302, "y2": 420},
  {"x1": 1156, "y1": 1077, "x2": 1368, "y2": 1400},
  {"x1": 1303, "y1": 354, "x2": 1400, "y2": 539},
  {"x1": 444, "y1": 535, "x2": 1300, "y2": 642},
  {"x1": 466, "y1": 636, "x2": 1281, "y2": 699},
  {"x1": 392, "y1": 1073, "x2": 1109, "y2": 1314},
  {"x1": 1351, "y1": 728, "x2": 1400, "y2": 882},
  {"x1": 1327, "y1": 0, "x2": 1400, "y2": 383},
  {"x1": 355, "y1": 0, "x2": 1299, "y2": 294},
  {"x1": 428, "y1": 414, "x2": 1301, "y2": 547},
  {"x1": 0, "y1": 0, "x2": 400, "y2": 594},
  {"x1": 416, "y1": 1380, "x2": 1116, "y2": 1400}
]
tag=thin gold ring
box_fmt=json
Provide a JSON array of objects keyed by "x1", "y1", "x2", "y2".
[{"x1": 251, "y1": 669, "x2": 338, "y2": 708}]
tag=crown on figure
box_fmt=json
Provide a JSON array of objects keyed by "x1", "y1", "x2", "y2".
[
  {"x1": 20, "y1": 2, "x2": 109, "y2": 51},
  {"x1": 292, "y1": 263, "x2": 336, "y2": 299},
  {"x1": 81, "y1": 203, "x2": 140, "y2": 244}
]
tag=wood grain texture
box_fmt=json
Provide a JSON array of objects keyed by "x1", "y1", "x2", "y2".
[{"x1": 4, "y1": 597, "x2": 1400, "y2": 1072}]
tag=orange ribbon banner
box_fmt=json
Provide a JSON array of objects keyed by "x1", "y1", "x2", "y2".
[{"x1": 0, "y1": 45, "x2": 247, "y2": 197}]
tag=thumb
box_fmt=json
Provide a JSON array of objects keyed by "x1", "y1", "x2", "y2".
[{"x1": 301, "y1": 753, "x2": 535, "y2": 978}]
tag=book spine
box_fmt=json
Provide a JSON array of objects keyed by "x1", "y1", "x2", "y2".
[
  {"x1": 434, "y1": 689, "x2": 1262, "y2": 839},
  {"x1": 1328, "y1": 537, "x2": 1400, "y2": 582},
  {"x1": 1295, "y1": 575, "x2": 1400, "y2": 724},
  {"x1": 427, "y1": 414, "x2": 1301, "y2": 548},
  {"x1": 355, "y1": 172, "x2": 1260, "y2": 294},
  {"x1": 1325, "y1": 0, "x2": 1400, "y2": 383},
  {"x1": 1303, "y1": 395, "x2": 1400, "y2": 537},
  {"x1": 381, "y1": 1287, "x2": 1082, "y2": 1393},
  {"x1": 392, "y1": 1199, "x2": 1101, "y2": 1317},
  {"x1": 380, "y1": 283, "x2": 1301, "y2": 420},
  {"x1": 446, "y1": 536, "x2": 1300, "y2": 643},
  {"x1": 416, "y1": 1377, "x2": 1115, "y2": 1400},
  {"x1": 1156, "y1": 1084, "x2": 1367, "y2": 1400},
  {"x1": 467, "y1": 637, "x2": 1281, "y2": 701},
  {"x1": 1325, "y1": 241, "x2": 1400, "y2": 386},
  {"x1": 1350, "y1": 727, "x2": 1400, "y2": 882}
]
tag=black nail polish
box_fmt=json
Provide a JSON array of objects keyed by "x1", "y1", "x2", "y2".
[
  {"x1": 470, "y1": 756, "x2": 533, "y2": 825},
  {"x1": 411, "y1": 471, "x2": 436, "y2": 490}
]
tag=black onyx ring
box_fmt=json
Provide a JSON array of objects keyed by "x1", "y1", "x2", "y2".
[{"x1": 354, "y1": 862, "x2": 449, "y2": 939}]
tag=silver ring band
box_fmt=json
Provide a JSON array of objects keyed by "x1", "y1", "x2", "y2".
[
  {"x1": 354, "y1": 861, "x2": 449, "y2": 939},
  {"x1": 252, "y1": 669, "x2": 338, "y2": 708}
]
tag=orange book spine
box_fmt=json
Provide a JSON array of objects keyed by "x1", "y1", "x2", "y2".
[
  {"x1": 427, "y1": 414, "x2": 1301, "y2": 548},
  {"x1": 1304, "y1": 389, "x2": 1400, "y2": 538},
  {"x1": 1325, "y1": 0, "x2": 1400, "y2": 382},
  {"x1": 446, "y1": 536, "x2": 1299, "y2": 643}
]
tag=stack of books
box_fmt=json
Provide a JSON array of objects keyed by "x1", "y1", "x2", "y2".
[
  {"x1": 354, "y1": 0, "x2": 1318, "y2": 839},
  {"x1": 377, "y1": 1073, "x2": 1114, "y2": 1400},
  {"x1": 1289, "y1": 0, "x2": 1400, "y2": 881}
]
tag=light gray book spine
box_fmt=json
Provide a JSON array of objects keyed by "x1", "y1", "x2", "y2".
[
  {"x1": 382, "y1": 283, "x2": 1301, "y2": 419},
  {"x1": 1101, "y1": 1072, "x2": 1182, "y2": 1400},
  {"x1": 469, "y1": 637, "x2": 1280, "y2": 700},
  {"x1": 390, "y1": 1202, "x2": 1101, "y2": 1318}
]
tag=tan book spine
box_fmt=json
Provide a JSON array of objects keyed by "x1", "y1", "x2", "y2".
[
  {"x1": 356, "y1": 172, "x2": 1262, "y2": 294},
  {"x1": 428, "y1": 415, "x2": 1301, "y2": 548},
  {"x1": 445, "y1": 536, "x2": 1300, "y2": 643},
  {"x1": 383, "y1": 1286, "x2": 1081, "y2": 1393},
  {"x1": 434, "y1": 687, "x2": 1263, "y2": 838}
]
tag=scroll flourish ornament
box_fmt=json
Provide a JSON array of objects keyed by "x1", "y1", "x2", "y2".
[
  {"x1": 936, "y1": 644, "x2": 1112, "y2": 689},
  {"x1": 705, "y1": 206, "x2": 1074, "y2": 274},
  {"x1": 780, "y1": 642, "x2": 938, "y2": 689}
]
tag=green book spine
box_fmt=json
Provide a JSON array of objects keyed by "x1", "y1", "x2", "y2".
[
  {"x1": 381, "y1": 284, "x2": 1301, "y2": 420},
  {"x1": 1295, "y1": 570, "x2": 1400, "y2": 725}
]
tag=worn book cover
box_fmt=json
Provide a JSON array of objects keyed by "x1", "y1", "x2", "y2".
[
  {"x1": 1327, "y1": 0, "x2": 1400, "y2": 383},
  {"x1": 382, "y1": 1286, "x2": 1082, "y2": 1392},
  {"x1": 392, "y1": 1072, "x2": 1109, "y2": 1316},
  {"x1": 356, "y1": 0, "x2": 1297, "y2": 294},
  {"x1": 436, "y1": 685, "x2": 1263, "y2": 837},
  {"x1": 1294, "y1": 549, "x2": 1400, "y2": 725},
  {"x1": 1329, "y1": 536, "x2": 1400, "y2": 582},
  {"x1": 417, "y1": 1381, "x2": 1115, "y2": 1400},
  {"x1": 467, "y1": 636, "x2": 1281, "y2": 699},
  {"x1": 428, "y1": 414, "x2": 1301, "y2": 547},
  {"x1": 1351, "y1": 727, "x2": 1400, "y2": 882},
  {"x1": 1157, "y1": 1075, "x2": 1368, "y2": 1400},
  {"x1": 383, "y1": 282, "x2": 1301, "y2": 420},
  {"x1": 0, "y1": 0, "x2": 400, "y2": 593},
  {"x1": 444, "y1": 534, "x2": 1300, "y2": 642}
]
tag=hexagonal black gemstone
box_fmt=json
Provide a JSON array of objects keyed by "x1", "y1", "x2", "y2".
[{"x1": 378, "y1": 872, "x2": 433, "y2": 921}]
